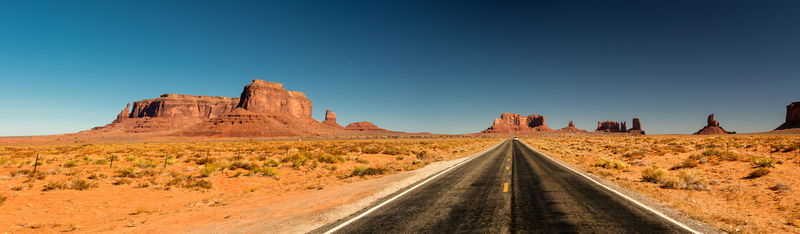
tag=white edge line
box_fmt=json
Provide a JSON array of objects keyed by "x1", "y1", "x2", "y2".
[
  {"x1": 322, "y1": 141, "x2": 507, "y2": 234},
  {"x1": 518, "y1": 141, "x2": 702, "y2": 234}
]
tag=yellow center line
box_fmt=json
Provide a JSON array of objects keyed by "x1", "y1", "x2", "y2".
[
  {"x1": 506, "y1": 166, "x2": 510, "y2": 170},
  {"x1": 503, "y1": 183, "x2": 509, "y2": 192}
]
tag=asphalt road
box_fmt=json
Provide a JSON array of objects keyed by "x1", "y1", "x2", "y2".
[{"x1": 320, "y1": 140, "x2": 690, "y2": 233}]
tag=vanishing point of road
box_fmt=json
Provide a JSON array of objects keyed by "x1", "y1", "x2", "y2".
[{"x1": 318, "y1": 140, "x2": 694, "y2": 233}]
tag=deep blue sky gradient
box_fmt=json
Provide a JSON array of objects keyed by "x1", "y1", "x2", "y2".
[{"x1": 1, "y1": 0, "x2": 799, "y2": 136}]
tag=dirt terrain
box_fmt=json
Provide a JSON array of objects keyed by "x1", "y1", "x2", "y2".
[
  {"x1": 523, "y1": 134, "x2": 800, "y2": 233},
  {"x1": 0, "y1": 137, "x2": 500, "y2": 233}
]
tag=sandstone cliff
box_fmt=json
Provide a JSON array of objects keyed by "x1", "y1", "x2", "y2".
[
  {"x1": 481, "y1": 113, "x2": 552, "y2": 133},
  {"x1": 182, "y1": 80, "x2": 335, "y2": 137},
  {"x1": 91, "y1": 94, "x2": 239, "y2": 133},
  {"x1": 775, "y1": 102, "x2": 800, "y2": 130},
  {"x1": 694, "y1": 114, "x2": 735, "y2": 135}
]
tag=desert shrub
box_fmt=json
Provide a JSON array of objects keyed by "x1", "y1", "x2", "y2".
[
  {"x1": 592, "y1": 158, "x2": 629, "y2": 170},
  {"x1": 622, "y1": 150, "x2": 647, "y2": 159},
  {"x1": 0, "y1": 157, "x2": 8, "y2": 165},
  {"x1": 10, "y1": 169, "x2": 31, "y2": 177},
  {"x1": 316, "y1": 154, "x2": 345, "y2": 164},
  {"x1": 671, "y1": 157, "x2": 699, "y2": 170},
  {"x1": 134, "y1": 159, "x2": 158, "y2": 168},
  {"x1": 355, "y1": 157, "x2": 370, "y2": 164},
  {"x1": 660, "y1": 175, "x2": 684, "y2": 189},
  {"x1": 363, "y1": 147, "x2": 383, "y2": 154},
  {"x1": 199, "y1": 164, "x2": 220, "y2": 178},
  {"x1": 382, "y1": 146, "x2": 409, "y2": 156},
  {"x1": 719, "y1": 151, "x2": 746, "y2": 161},
  {"x1": 112, "y1": 178, "x2": 132, "y2": 185},
  {"x1": 752, "y1": 157, "x2": 774, "y2": 168},
  {"x1": 69, "y1": 179, "x2": 97, "y2": 190},
  {"x1": 195, "y1": 157, "x2": 215, "y2": 165},
  {"x1": 415, "y1": 150, "x2": 435, "y2": 160},
  {"x1": 702, "y1": 148, "x2": 722, "y2": 157},
  {"x1": 0, "y1": 194, "x2": 6, "y2": 206},
  {"x1": 167, "y1": 174, "x2": 212, "y2": 189},
  {"x1": 261, "y1": 166, "x2": 280, "y2": 178},
  {"x1": 679, "y1": 170, "x2": 709, "y2": 191},
  {"x1": 43, "y1": 181, "x2": 67, "y2": 191},
  {"x1": 63, "y1": 160, "x2": 80, "y2": 168},
  {"x1": 262, "y1": 159, "x2": 279, "y2": 167},
  {"x1": 228, "y1": 161, "x2": 258, "y2": 170},
  {"x1": 116, "y1": 167, "x2": 139, "y2": 178},
  {"x1": 746, "y1": 168, "x2": 770, "y2": 179},
  {"x1": 93, "y1": 158, "x2": 108, "y2": 165},
  {"x1": 350, "y1": 166, "x2": 388, "y2": 177},
  {"x1": 641, "y1": 165, "x2": 667, "y2": 183}
]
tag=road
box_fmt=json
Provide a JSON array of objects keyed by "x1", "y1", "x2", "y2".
[{"x1": 319, "y1": 140, "x2": 691, "y2": 233}]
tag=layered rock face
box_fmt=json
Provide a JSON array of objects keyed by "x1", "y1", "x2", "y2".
[
  {"x1": 695, "y1": 114, "x2": 735, "y2": 135},
  {"x1": 183, "y1": 80, "x2": 333, "y2": 137},
  {"x1": 596, "y1": 118, "x2": 645, "y2": 134},
  {"x1": 92, "y1": 94, "x2": 239, "y2": 133},
  {"x1": 236, "y1": 80, "x2": 312, "y2": 118},
  {"x1": 776, "y1": 102, "x2": 800, "y2": 130},
  {"x1": 557, "y1": 121, "x2": 587, "y2": 133},
  {"x1": 322, "y1": 109, "x2": 342, "y2": 128},
  {"x1": 482, "y1": 113, "x2": 552, "y2": 133}
]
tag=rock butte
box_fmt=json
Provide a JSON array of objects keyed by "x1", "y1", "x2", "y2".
[
  {"x1": 557, "y1": 120, "x2": 587, "y2": 133},
  {"x1": 344, "y1": 121, "x2": 395, "y2": 133},
  {"x1": 694, "y1": 114, "x2": 735, "y2": 135},
  {"x1": 775, "y1": 102, "x2": 800, "y2": 130},
  {"x1": 322, "y1": 109, "x2": 343, "y2": 128},
  {"x1": 595, "y1": 118, "x2": 645, "y2": 135},
  {"x1": 87, "y1": 79, "x2": 399, "y2": 137},
  {"x1": 482, "y1": 113, "x2": 552, "y2": 133}
]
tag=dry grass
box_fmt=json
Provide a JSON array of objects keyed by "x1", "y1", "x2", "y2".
[
  {"x1": 0, "y1": 137, "x2": 501, "y2": 232},
  {"x1": 524, "y1": 134, "x2": 800, "y2": 233}
]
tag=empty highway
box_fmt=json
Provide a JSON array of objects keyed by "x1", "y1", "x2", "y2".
[{"x1": 318, "y1": 140, "x2": 693, "y2": 233}]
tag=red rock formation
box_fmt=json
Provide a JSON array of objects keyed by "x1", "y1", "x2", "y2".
[
  {"x1": 236, "y1": 80, "x2": 312, "y2": 118},
  {"x1": 775, "y1": 102, "x2": 800, "y2": 130},
  {"x1": 596, "y1": 121, "x2": 622, "y2": 132},
  {"x1": 596, "y1": 118, "x2": 645, "y2": 134},
  {"x1": 627, "y1": 118, "x2": 645, "y2": 135},
  {"x1": 694, "y1": 114, "x2": 735, "y2": 135},
  {"x1": 344, "y1": 121, "x2": 392, "y2": 132},
  {"x1": 91, "y1": 95, "x2": 239, "y2": 133},
  {"x1": 322, "y1": 109, "x2": 343, "y2": 128},
  {"x1": 183, "y1": 80, "x2": 334, "y2": 137},
  {"x1": 481, "y1": 113, "x2": 552, "y2": 133},
  {"x1": 557, "y1": 121, "x2": 587, "y2": 133}
]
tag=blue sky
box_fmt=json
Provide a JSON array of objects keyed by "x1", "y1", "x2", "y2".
[{"x1": 1, "y1": 0, "x2": 799, "y2": 136}]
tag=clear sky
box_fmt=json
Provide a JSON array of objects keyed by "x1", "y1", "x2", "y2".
[{"x1": 1, "y1": 0, "x2": 799, "y2": 136}]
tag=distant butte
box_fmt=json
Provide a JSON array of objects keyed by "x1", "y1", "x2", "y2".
[
  {"x1": 481, "y1": 113, "x2": 552, "y2": 133},
  {"x1": 557, "y1": 121, "x2": 587, "y2": 133},
  {"x1": 694, "y1": 114, "x2": 735, "y2": 135},
  {"x1": 775, "y1": 102, "x2": 800, "y2": 130},
  {"x1": 595, "y1": 118, "x2": 645, "y2": 135}
]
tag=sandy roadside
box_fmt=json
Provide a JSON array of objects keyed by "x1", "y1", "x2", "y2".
[{"x1": 119, "y1": 141, "x2": 504, "y2": 233}]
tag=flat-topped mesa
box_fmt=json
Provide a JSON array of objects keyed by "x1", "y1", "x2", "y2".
[
  {"x1": 130, "y1": 94, "x2": 239, "y2": 119},
  {"x1": 322, "y1": 109, "x2": 342, "y2": 128},
  {"x1": 236, "y1": 79, "x2": 312, "y2": 118},
  {"x1": 481, "y1": 113, "x2": 552, "y2": 133},
  {"x1": 344, "y1": 121, "x2": 391, "y2": 132},
  {"x1": 557, "y1": 120, "x2": 587, "y2": 133},
  {"x1": 695, "y1": 114, "x2": 735, "y2": 135},
  {"x1": 775, "y1": 102, "x2": 800, "y2": 130}
]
